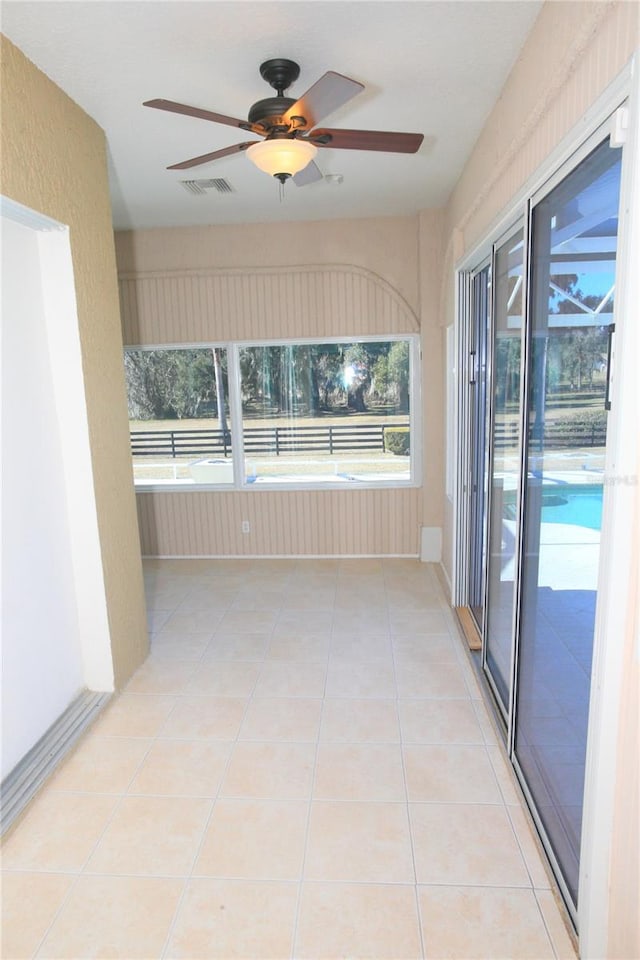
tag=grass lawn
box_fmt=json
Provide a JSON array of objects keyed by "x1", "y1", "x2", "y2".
[
  {"x1": 129, "y1": 411, "x2": 411, "y2": 482},
  {"x1": 130, "y1": 409, "x2": 409, "y2": 433}
]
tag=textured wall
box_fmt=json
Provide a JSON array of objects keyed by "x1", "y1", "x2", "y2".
[
  {"x1": 115, "y1": 217, "x2": 420, "y2": 312},
  {"x1": 1, "y1": 35, "x2": 148, "y2": 687},
  {"x1": 418, "y1": 210, "x2": 446, "y2": 531},
  {"x1": 116, "y1": 216, "x2": 433, "y2": 557},
  {"x1": 444, "y1": 1, "x2": 639, "y2": 258}
]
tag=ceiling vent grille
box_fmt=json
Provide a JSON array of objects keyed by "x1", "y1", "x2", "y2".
[
  {"x1": 209, "y1": 178, "x2": 234, "y2": 194},
  {"x1": 180, "y1": 178, "x2": 234, "y2": 195}
]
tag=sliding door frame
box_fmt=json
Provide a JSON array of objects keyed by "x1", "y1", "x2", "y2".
[
  {"x1": 452, "y1": 258, "x2": 490, "y2": 617},
  {"x1": 511, "y1": 118, "x2": 625, "y2": 925},
  {"x1": 452, "y1": 59, "x2": 636, "y2": 943},
  {"x1": 477, "y1": 218, "x2": 529, "y2": 731}
]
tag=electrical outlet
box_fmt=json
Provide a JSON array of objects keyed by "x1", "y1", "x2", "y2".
[{"x1": 241, "y1": 520, "x2": 250, "y2": 534}]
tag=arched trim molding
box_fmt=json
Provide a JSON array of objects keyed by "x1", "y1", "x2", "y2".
[{"x1": 119, "y1": 263, "x2": 419, "y2": 345}]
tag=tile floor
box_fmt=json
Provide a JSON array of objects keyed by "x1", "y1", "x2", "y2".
[{"x1": 2, "y1": 559, "x2": 578, "y2": 959}]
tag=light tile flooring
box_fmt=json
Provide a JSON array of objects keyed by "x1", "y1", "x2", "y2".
[{"x1": 2, "y1": 559, "x2": 578, "y2": 959}]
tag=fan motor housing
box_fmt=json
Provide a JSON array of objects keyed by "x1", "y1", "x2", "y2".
[
  {"x1": 248, "y1": 96, "x2": 296, "y2": 127},
  {"x1": 249, "y1": 59, "x2": 302, "y2": 129}
]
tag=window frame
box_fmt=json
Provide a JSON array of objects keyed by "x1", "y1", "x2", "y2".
[{"x1": 124, "y1": 333, "x2": 422, "y2": 492}]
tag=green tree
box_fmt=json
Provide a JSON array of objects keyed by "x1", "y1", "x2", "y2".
[
  {"x1": 314, "y1": 345, "x2": 344, "y2": 410},
  {"x1": 124, "y1": 349, "x2": 219, "y2": 420},
  {"x1": 372, "y1": 342, "x2": 410, "y2": 411},
  {"x1": 559, "y1": 328, "x2": 608, "y2": 391}
]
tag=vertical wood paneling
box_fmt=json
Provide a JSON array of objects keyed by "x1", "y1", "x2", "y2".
[
  {"x1": 136, "y1": 489, "x2": 420, "y2": 557},
  {"x1": 120, "y1": 265, "x2": 419, "y2": 346},
  {"x1": 122, "y1": 263, "x2": 422, "y2": 558}
]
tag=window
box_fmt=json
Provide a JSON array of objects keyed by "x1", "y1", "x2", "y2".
[
  {"x1": 125, "y1": 346, "x2": 234, "y2": 485},
  {"x1": 124, "y1": 336, "x2": 419, "y2": 489}
]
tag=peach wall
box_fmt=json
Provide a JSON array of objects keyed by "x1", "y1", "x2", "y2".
[
  {"x1": 1, "y1": 36, "x2": 148, "y2": 687},
  {"x1": 115, "y1": 217, "x2": 419, "y2": 312},
  {"x1": 418, "y1": 210, "x2": 446, "y2": 532},
  {"x1": 116, "y1": 215, "x2": 443, "y2": 557},
  {"x1": 444, "y1": 1, "x2": 639, "y2": 256}
]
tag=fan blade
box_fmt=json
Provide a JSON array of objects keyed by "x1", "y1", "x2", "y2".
[
  {"x1": 167, "y1": 142, "x2": 255, "y2": 170},
  {"x1": 293, "y1": 160, "x2": 324, "y2": 187},
  {"x1": 283, "y1": 72, "x2": 364, "y2": 130},
  {"x1": 309, "y1": 128, "x2": 424, "y2": 153},
  {"x1": 144, "y1": 99, "x2": 261, "y2": 134}
]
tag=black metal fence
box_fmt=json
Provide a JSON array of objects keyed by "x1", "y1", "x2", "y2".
[
  {"x1": 130, "y1": 429, "x2": 231, "y2": 459},
  {"x1": 130, "y1": 418, "x2": 605, "y2": 461},
  {"x1": 130, "y1": 420, "x2": 410, "y2": 459}
]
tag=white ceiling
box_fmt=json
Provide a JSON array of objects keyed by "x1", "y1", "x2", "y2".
[{"x1": 2, "y1": 0, "x2": 541, "y2": 230}]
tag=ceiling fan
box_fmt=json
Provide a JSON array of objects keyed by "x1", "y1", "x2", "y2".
[{"x1": 143, "y1": 58, "x2": 424, "y2": 186}]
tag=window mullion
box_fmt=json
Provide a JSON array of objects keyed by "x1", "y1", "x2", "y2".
[{"x1": 227, "y1": 342, "x2": 246, "y2": 488}]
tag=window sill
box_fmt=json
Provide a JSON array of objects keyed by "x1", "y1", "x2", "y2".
[{"x1": 133, "y1": 477, "x2": 420, "y2": 493}]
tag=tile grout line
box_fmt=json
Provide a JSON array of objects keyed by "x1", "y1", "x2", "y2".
[
  {"x1": 120, "y1": 574, "x2": 220, "y2": 960},
  {"x1": 158, "y1": 583, "x2": 276, "y2": 960},
  {"x1": 18, "y1": 560, "x2": 575, "y2": 959},
  {"x1": 505, "y1": 801, "x2": 556, "y2": 892},
  {"x1": 533, "y1": 887, "x2": 576, "y2": 960},
  {"x1": 389, "y1": 580, "x2": 428, "y2": 960},
  {"x1": 3, "y1": 863, "x2": 561, "y2": 890},
  {"x1": 534, "y1": 889, "x2": 566, "y2": 960},
  {"x1": 27, "y1": 712, "x2": 164, "y2": 959},
  {"x1": 288, "y1": 593, "x2": 336, "y2": 960}
]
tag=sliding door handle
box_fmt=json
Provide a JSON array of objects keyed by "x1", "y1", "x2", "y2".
[{"x1": 604, "y1": 324, "x2": 615, "y2": 412}]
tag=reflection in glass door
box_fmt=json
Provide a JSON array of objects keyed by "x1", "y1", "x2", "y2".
[
  {"x1": 514, "y1": 138, "x2": 622, "y2": 908},
  {"x1": 483, "y1": 228, "x2": 524, "y2": 715}
]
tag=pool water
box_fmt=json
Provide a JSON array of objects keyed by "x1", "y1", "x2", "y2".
[
  {"x1": 504, "y1": 483, "x2": 604, "y2": 531},
  {"x1": 541, "y1": 484, "x2": 603, "y2": 531}
]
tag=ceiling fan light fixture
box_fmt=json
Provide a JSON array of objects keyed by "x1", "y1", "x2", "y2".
[{"x1": 246, "y1": 138, "x2": 317, "y2": 181}]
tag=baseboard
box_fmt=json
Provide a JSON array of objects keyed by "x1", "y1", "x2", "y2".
[
  {"x1": 437, "y1": 560, "x2": 452, "y2": 597},
  {"x1": 0, "y1": 689, "x2": 110, "y2": 837}
]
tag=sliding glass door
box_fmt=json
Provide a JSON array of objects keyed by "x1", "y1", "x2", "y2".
[
  {"x1": 483, "y1": 227, "x2": 525, "y2": 715},
  {"x1": 514, "y1": 138, "x2": 622, "y2": 907},
  {"x1": 460, "y1": 127, "x2": 624, "y2": 919}
]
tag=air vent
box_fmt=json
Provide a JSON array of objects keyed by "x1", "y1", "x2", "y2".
[
  {"x1": 209, "y1": 178, "x2": 234, "y2": 194},
  {"x1": 180, "y1": 178, "x2": 234, "y2": 196}
]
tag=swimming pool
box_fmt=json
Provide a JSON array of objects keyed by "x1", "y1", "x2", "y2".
[
  {"x1": 540, "y1": 483, "x2": 603, "y2": 531},
  {"x1": 505, "y1": 483, "x2": 603, "y2": 531}
]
